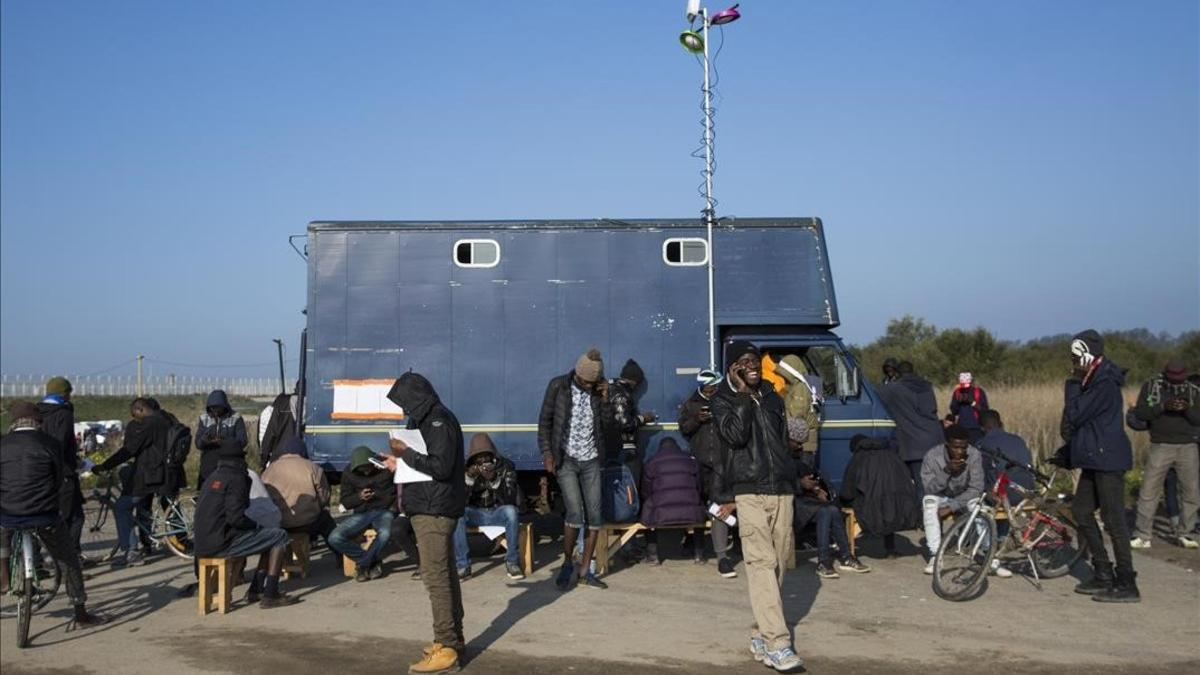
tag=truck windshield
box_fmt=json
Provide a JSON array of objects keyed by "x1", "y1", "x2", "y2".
[{"x1": 762, "y1": 344, "x2": 860, "y2": 400}]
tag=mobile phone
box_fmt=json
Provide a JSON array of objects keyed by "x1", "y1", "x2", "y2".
[{"x1": 368, "y1": 457, "x2": 388, "y2": 469}]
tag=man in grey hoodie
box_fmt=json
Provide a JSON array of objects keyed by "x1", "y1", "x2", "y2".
[{"x1": 919, "y1": 425, "x2": 1009, "y2": 578}]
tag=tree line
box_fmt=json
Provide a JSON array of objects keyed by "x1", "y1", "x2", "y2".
[{"x1": 850, "y1": 316, "x2": 1200, "y2": 387}]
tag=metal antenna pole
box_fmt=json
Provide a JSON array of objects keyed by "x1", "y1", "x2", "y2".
[
  {"x1": 272, "y1": 339, "x2": 286, "y2": 394},
  {"x1": 702, "y1": 6, "x2": 717, "y2": 371}
]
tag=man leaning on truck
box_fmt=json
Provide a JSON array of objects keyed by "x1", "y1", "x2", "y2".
[{"x1": 538, "y1": 347, "x2": 610, "y2": 591}]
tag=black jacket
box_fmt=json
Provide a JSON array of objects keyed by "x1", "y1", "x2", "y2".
[
  {"x1": 679, "y1": 389, "x2": 721, "y2": 471},
  {"x1": 194, "y1": 458, "x2": 258, "y2": 557},
  {"x1": 36, "y1": 399, "x2": 84, "y2": 518},
  {"x1": 838, "y1": 436, "x2": 921, "y2": 535},
  {"x1": 877, "y1": 374, "x2": 945, "y2": 462},
  {"x1": 1133, "y1": 375, "x2": 1200, "y2": 445},
  {"x1": 537, "y1": 372, "x2": 607, "y2": 467},
  {"x1": 259, "y1": 393, "x2": 298, "y2": 469},
  {"x1": 711, "y1": 380, "x2": 795, "y2": 497},
  {"x1": 195, "y1": 390, "x2": 248, "y2": 484},
  {"x1": 387, "y1": 373, "x2": 466, "y2": 519},
  {"x1": 1060, "y1": 359, "x2": 1133, "y2": 472},
  {"x1": 36, "y1": 400, "x2": 77, "y2": 472},
  {"x1": 0, "y1": 430, "x2": 66, "y2": 520},
  {"x1": 95, "y1": 410, "x2": 172, "y2": 498},
  {"x1": 466, "y1": 456, "x2": 523, "y2": 510},
  {"x1": 341, "y1": 467, "x2": 397, "y2": 514}
]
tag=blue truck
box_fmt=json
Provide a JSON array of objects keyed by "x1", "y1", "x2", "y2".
[{"x1": 298, "y1": 217, "x2": 894, "y2": 490}]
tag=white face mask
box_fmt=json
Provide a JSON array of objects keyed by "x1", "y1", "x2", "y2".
[{"x1": 1070, "y1": 339, "x2": 1096, "y2": 369}]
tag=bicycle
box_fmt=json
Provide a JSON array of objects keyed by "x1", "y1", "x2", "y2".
[
  {"x1": 932, "y1": 451, "x2": 1087, "y2": 601},
  {"x1": 89, "y1": 467, "x2": 196, "y2": 561},
  {"x1": 0, "y1": 526, "x2": 62, "y2": 648},
  {"x1": 84, "y1": 470, "x2": 123, "y2": 563}
]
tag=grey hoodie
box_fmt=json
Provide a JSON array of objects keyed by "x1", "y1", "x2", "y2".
[{"x1": 920, "y1": 444, "x2": 984, "y2": 511}]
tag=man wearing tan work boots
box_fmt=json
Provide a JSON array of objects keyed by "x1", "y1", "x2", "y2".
[{"x1": 385, "y1": 372, "x2": 466, "y2": 674}]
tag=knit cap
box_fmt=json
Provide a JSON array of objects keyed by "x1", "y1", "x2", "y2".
[
  {"x1": 45, "y1": 376, "x2": 72, "y2": 396},
  {"x1": 574, "y1": 348, "x2": 604, "y2": 383}
]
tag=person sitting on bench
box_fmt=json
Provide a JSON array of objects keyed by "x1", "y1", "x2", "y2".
[
  {"x1": 262, "y1": 437, "x2": 335, "y2": 557},
  {"x1": 194, "y1": 439, "x2": 298, "y2": 608},
  {"x1": 788, "y1": 418, "x2": 869, "y2": 579},
  {"x1": 920, "y1": 425, "x2": 1010, "y2": 578},
  {"x1": 329, "y1": 446, "x2": 396, "y2": 582},
  {"x1": 452, "y1": 433, "x2": 524, "y2": 580},
  {"x1": 641, "y1": 437, "x2": 706, "y2": 565}
]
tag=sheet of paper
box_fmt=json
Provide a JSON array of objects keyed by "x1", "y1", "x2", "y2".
[
  {"x1": 708, "y1": 502, "x2": 737, "y2": 527},
  {"x1": 477, "y1": 526, "x2": 505, "y2": 541},
  {"x1": 389, "y1": 429, "x2": 433, "y2": 484}
]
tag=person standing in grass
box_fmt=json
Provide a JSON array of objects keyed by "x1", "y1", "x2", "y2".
[
  {"x1": 1131, "y1": 359, "x2": 1200, "y2": 550},
  {"x1": 1056, "y1": 329, "x2": 1139, "y2": 603}
]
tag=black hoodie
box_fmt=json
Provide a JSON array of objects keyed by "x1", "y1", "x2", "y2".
[
  {"x1": 386, "y1": 373, "x2": 465, "y2": 519},
  {"x1": 876, "y1": 374, "x2": 945, "y2": 463}
]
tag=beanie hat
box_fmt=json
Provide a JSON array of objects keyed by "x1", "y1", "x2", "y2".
[
  {"x1": 574, "y1": 348, "x2": 604, "y2": 383},
  {"x1": 619, "y1": 359, "x2": 645, "y2": 385},
  {"x1": 696, "y1": 369, "x2": 723, "y2": 387},
  {"x1": 349, "y1": 446, "x2": 375, "y2": 471},
  {"x1": 45, "y1": 376, "x2": 72, "y2": 396},
  {"x1": 468, "y1": 433, "x2": 498, "y2": 461},
  {"x1": 958, "y1": 372, "x2": 973, "y2": 386},
  {"x1": 9, "y1": 401, "x2": 42, "y2": 423},
  {"x1": 724, "y1": 340, "x2": 759, "y2": 372},
  {"x1": 882, "y1": 357, "x2": 900, "y2": 371},
  {"x1": 1070, "y1": 329, "x2": 1104, "y2": 367},
  {"x1": 1164, "y1": 359, "x2": 1188, "y2": 384}
]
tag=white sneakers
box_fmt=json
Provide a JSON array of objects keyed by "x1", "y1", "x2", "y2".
[
  {"x1": 923, "y1": 560, "x2": 935, "y2": 575},
  {"x1": 1179, "y1": 536, "x2": 1199, "y2": 550},
  {"x1": 989, "y1": 559, "x2": 1013, "y2": 578},
  {"x1": 1130, "y1": 537, "x2": 1153, "y2": 550}
]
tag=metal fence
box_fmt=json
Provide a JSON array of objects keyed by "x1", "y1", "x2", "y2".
[{"x1": 0, "y1": 374, "x2": 281, "y2": 398}]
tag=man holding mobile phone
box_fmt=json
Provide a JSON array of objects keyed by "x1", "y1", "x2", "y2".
[
  {"x1": 1131, "y1": 359, "x2": 1200, "y2": 550},
  {"x1": 710, "y1": 340, "x2": 803, "y2": 672}
]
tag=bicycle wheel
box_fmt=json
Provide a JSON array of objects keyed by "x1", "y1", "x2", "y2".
[
  {"x1": 1028, "y1": 510, "x2": 1087, "y2": 579},
  {"x1": 932, "y1": 513, "x2": 997, "y2": 601},
  {"x1": 17, "y1": 563, "x2": 32, "y2": 648},
  {"x1": 2, "y1": 534, "x2": 61, "y2": 617},
  {"x1": 157, "y1": 497, "x2": 196, "y2": 559}
]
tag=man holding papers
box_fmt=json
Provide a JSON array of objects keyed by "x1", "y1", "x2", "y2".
[{"x1": 384, "y1": 373, "x2": 467, "y2": 675}]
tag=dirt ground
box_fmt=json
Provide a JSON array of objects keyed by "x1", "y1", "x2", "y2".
[{"x1": 2, "y1": 515, "x2": 1197, "y2": 675}]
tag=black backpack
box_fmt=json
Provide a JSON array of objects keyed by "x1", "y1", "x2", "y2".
[{"x1": 164, "y1": 420, "x2": 193, "y2": 468}]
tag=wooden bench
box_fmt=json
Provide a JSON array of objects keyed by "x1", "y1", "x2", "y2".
[
  {"x1": 197, "y1": 557, "x2": 235, "y2": 616},
  {"x1": 465, "y1": 521, "x2": 534, "y2": 576},
  {"x1": 283, "y1": 531, "x2": 311, "y2": 581},
  {"x1": 341, "y1": 528, "x2": 378, "y2": 578},
  {"x1": 595, "y1": 522, "x2": 712, "y2": 575}
]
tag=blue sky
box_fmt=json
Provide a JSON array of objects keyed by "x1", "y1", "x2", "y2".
[{"x1": 2, "y1": 1, "x2": 1197, "y2": 378}]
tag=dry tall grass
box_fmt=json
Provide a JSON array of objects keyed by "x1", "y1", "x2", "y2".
[{"x1": 937, "y1": 384, "x2": 1152, "y2": 467}]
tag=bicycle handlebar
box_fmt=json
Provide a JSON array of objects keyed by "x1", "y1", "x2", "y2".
[{"x1": 976, "y1": 446, "x2": 1053, "y2": 484}]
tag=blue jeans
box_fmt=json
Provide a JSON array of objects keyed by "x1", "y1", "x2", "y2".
[
  {"x1": 453, "y1": 505, "x2": 520, "y2": 569},
  {"x1": 328, "y1": 510, "x2": 394, "y2": 567},
  {"x1": 113, "y1": 494, "x2": 153, "y2": 553},
  {"x1": 814, "y1": 504, "x2": 851, "y2": 567},
  {"x1": 558, "y1": 457, "x2": 603, "y2": 532}
]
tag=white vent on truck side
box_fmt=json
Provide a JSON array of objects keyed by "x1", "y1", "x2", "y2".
[
  {"x1": 453, "y1": 239, "x2": 501, "y2": 268},
  {"x1": 662, "y1": 238, "x2": 708, "y2": 266}
]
